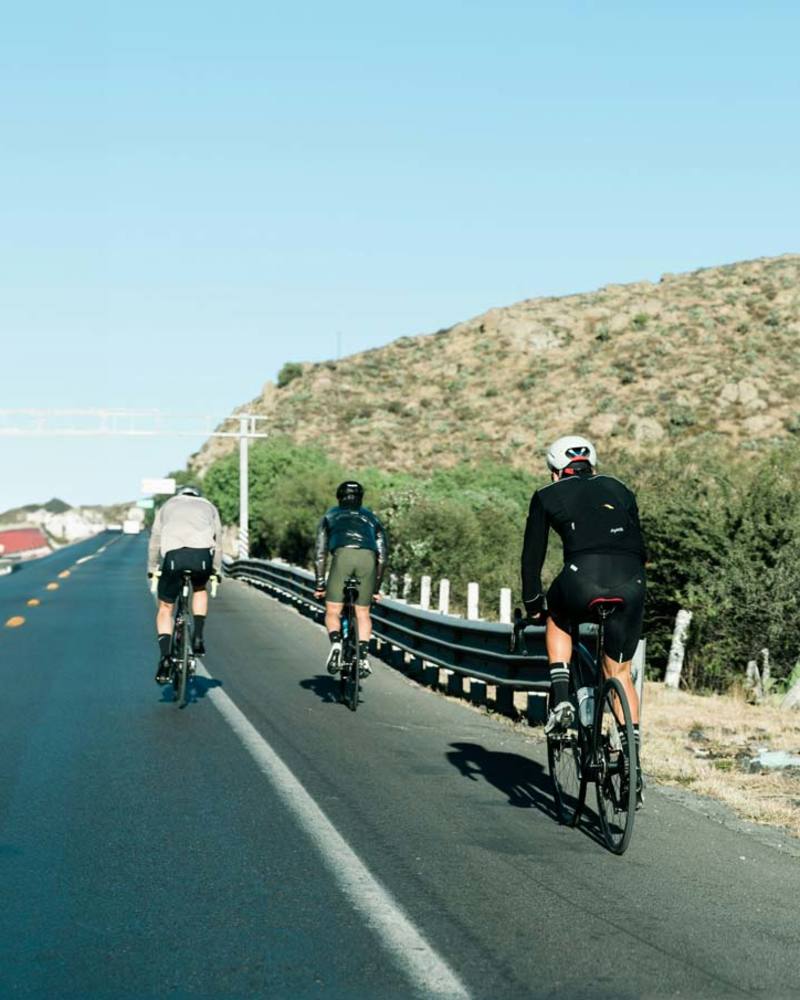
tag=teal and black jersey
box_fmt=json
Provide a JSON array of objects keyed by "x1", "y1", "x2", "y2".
[
  {"x1": 521, "y1": 473, "x2": 646, "y2": 603},
  {"x1": 314, "y1": 505, "x2": 387, "y2": 590}
]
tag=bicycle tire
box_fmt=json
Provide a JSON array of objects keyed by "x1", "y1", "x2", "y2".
[
  {"x1": 346, "y1": 608, "x2": 360, "y2": 712},
  {"x1": 593, "y1": 676, "x2": 637, "y2": 854},
  {"x1": 548, "y1": 724, "x2": 585, "y2": 827},
  {"x1": 177, "y1": 613, "x2": 191, "y2": 709},
  {"x1": 171, "y1": 617, "x2": 182, "y2": 697}
]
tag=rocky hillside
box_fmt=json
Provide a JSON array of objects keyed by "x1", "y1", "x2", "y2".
[{"x1": 192, "y1": 254, "x2": 799, "y2": 475}]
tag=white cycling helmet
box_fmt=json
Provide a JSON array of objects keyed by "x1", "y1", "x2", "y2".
[
  {"x1": 177, "y1": 484, "x2": 202, "y2": 497},
  {"x1": 546, "y1": 435, "x2": 597, "y2": 473}
]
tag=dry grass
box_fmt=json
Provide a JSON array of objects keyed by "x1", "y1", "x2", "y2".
[{"x1": 642, "y1": 681, "x2": 800, "y2": 837}]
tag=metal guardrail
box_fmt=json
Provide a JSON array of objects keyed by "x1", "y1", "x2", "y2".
[{"x1": 224, "y1": 557, "x2": 590, "y2": 692}]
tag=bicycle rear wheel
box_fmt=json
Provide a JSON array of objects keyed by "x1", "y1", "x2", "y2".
[
  {"x1": 548, "y1": 723, "x2": 585, "y2": 827},
  {"x1": 176, "y1": 613, "x2": 191, "y2": 709},
  {"x1": 594, "y1": 676, "x2": 637, "y2": 854},
  {"x1": 345, "y1": 610, "x2": 360, "y2": 712}
]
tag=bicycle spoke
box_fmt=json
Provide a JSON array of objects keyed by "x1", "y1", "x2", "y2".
[
  {"x1": 594, "y1": 677, "x2": 636, "y2": 854},
  {"x1": 548, "y1": 726, "x2": 584, "y2": 826}
]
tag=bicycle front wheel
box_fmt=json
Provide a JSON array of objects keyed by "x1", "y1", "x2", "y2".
[
  {"x1": 594, "y1": 676, "x2": 637, "y2": 854},
  {"x1": 548, "y1": 724, "x2": 585, "y2": 827}
]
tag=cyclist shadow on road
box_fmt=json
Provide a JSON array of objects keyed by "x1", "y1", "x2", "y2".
[
  {"x1": 299, "y1": 674, "x2": 342, "y2": 704},
  {"x1": 446, "y1": 742, "x2": 612, "y2": 847},
  {"x1": 446, "y1": 742, "x2": 558, "y2": 819},
  {"x1": 158, "y1": 675, "x2": 222, "y2": 706}
]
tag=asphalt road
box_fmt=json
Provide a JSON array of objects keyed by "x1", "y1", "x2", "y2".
[{"x1": 2, "y1": 534, "x2": 799, "y2": 999}]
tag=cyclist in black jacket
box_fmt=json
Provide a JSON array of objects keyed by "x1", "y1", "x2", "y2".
[
  {"x1": 521, "y1": 436, "x2": 646, "y2": 791},
  {"x1": 314, "y1": 481, "x2": 388, "y2": 678}
]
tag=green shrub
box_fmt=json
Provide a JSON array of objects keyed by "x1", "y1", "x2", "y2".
[
  {"x1": 196, "y1": 434, "x2": 800, "y2": 694},
  {"x1": 277, "y1": 362, "x2": 304, "y2": 388}
]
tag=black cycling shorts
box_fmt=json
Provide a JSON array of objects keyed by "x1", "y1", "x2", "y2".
[
  {"x1": 158, "y1": 547, "x2": 213, "y2": 603},
  {"x1": 546, "y1": 554, "x2": 646, "y2": 662}
]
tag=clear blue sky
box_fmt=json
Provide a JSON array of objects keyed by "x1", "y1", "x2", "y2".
[{"x1": 1, "y1": 1, "x2": 797, "y2": 511}]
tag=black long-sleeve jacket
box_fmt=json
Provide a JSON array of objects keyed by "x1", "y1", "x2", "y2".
[
  {"x1": 521, "y1": 473, "x2": 646, "y2": 602},
  {"x1": 314, "y1": 505, "x2": 388, "y2": 589}
]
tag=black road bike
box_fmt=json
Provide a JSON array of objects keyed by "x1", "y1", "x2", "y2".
[
  {"x1": 338, "y1": 573, "x2": 361, "y2": 712},
  {"x1": 169, "y1": 568, "x2": 195, "y2": 709},
  {"x1": 513, "y1": 598, "x2": 638, "y2": 854}
]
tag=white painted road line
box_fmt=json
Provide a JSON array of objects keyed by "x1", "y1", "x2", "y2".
[{"x1": 196, "y1": 662, "x2": 471, "y2": 1000}]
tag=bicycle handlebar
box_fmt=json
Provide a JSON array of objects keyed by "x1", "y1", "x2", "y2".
[{"x1": 509, "y1": 606, "x2": 547, "y2": 655}]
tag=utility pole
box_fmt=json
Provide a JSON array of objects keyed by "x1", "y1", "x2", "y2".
[{"x1": 239, "y1": 415, "x2": 250, "y2": 559}]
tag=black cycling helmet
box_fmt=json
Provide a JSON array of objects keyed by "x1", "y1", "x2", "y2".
[
  {"x1": 177, "y1": 484, "x2": 202, "y2": 497},
  {"x1": 336, "y1": 480, "x2": 364, "y2": 507}
]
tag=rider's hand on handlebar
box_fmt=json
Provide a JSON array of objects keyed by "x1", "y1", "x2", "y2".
[
  {"x1": 523, "y1": 595, "x2": 545, "y2": 621},
  {"x1": 314, "y1": 588, "x2": 326, "y2": 600},
  {"x1": 372, "y1": 592, "x2": 382, "y2": 603}
]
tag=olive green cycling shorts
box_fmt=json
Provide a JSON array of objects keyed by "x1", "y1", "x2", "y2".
[{"x1": 325, "y1": 547, "x2": 377, "y2": 606}]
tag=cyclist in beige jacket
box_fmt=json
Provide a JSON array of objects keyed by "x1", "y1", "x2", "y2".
[{"x1": 148, "y1": 485, "x2": 223, "y2": 683}]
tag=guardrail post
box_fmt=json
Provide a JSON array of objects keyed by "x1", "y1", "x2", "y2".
[
  {"x1": 421, "y1": 661, "x2": 439, "y2": 688},
  {"x1": 499, "y1": 588, "x2": 512, "y2": 624},
  {"x1": 631, "y1": 639, "x2": 646, "y2": 704},
  {"x1": 467, "y1": 582, "x2": 479, "y2": 620},
  {"x1": 408, "y1": 655, "x2": 424, "y2": 680},
  {"x1": 391, "y1": 645, "x2": 407, "y2": 672},
  {"x1": 438, "y1": 579, "x2": 450, "y2": 615},
  {"x1": 526, "y1": 692, "x2": 548, "y2": 726},
  {"x1": 494, "y1": 685, "x2": 516, "y2": 718},
  {"x1": 664, "y1": 610, "x2": 692, "y2": 689},
  {"x1": 468, "y1": 678, "x2": 487, "y2": 706},
  {"x1": 443, "y1": 669, "x2": 463, "y2": 697},
  {"x1": 420, "y1": 575, "x2": 431, "y2": 610},
  {"x1": 402, "y1": 574, "x2": 412, "y2": 602}
]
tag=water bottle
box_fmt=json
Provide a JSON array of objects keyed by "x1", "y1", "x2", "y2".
[{"x1": 577, "y1": 686, "x2": 594, "y2": 728}]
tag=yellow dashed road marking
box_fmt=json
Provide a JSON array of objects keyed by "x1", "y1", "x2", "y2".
[
  {"x1": 58, "y1": 570, "x2": 71, "y2": 579},
  {"x1": 5, "y1": 616, "x2": 25, "y2": 628},
  {"x1": 27, "y1": 598, "x2": 41, "y2": 607},
  {"x1": 46, "y1": 582, "x2": 60, "y2": 591}
]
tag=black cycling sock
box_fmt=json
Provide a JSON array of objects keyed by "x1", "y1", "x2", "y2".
[
  {"x1": 549, "y1": 662, "x2": 570, "y2": 706},
  {"x1": 328, "y1": 630, "x2": 341, "y2": 644},
  {"x1": 194, "y1": 615, "x2": 206, "y2": 640},
  {"x1": 158, "y1": 634, "x2": 171, "y2": 658},
  {"x1": 358, "y1": 640, "x2": 369, "y2": 657}
]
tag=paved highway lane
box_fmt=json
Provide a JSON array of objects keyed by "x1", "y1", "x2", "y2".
[
  {"x1": 1, "y1": 535, "x2": 799, "y2": 998},
  {"x1": 0, "y1": 533, "x2": 119, "y2": 624}
]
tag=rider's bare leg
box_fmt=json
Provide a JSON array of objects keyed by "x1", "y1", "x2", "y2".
[
  {"x1": 545, "y1": 616, "x2": 572, "y2": 662},
  {"x1": 544, "y1": 616, "x2": 573, "y2": 718},
  {"x1": 192, "y1": 588, "x2": 208, "y2": 617},
  {"x1": 602, "y1": 655, "x2": 640, "y2": 725},
  {"x1": 325, "y1": 602, "x2": 343, "y2": 635},
  {"x1": 156, "y1": 600, "x2": 174, "y2": 636},
  {"x1": 354, "y1": 605, "x2": 372, "y2": 642}
]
